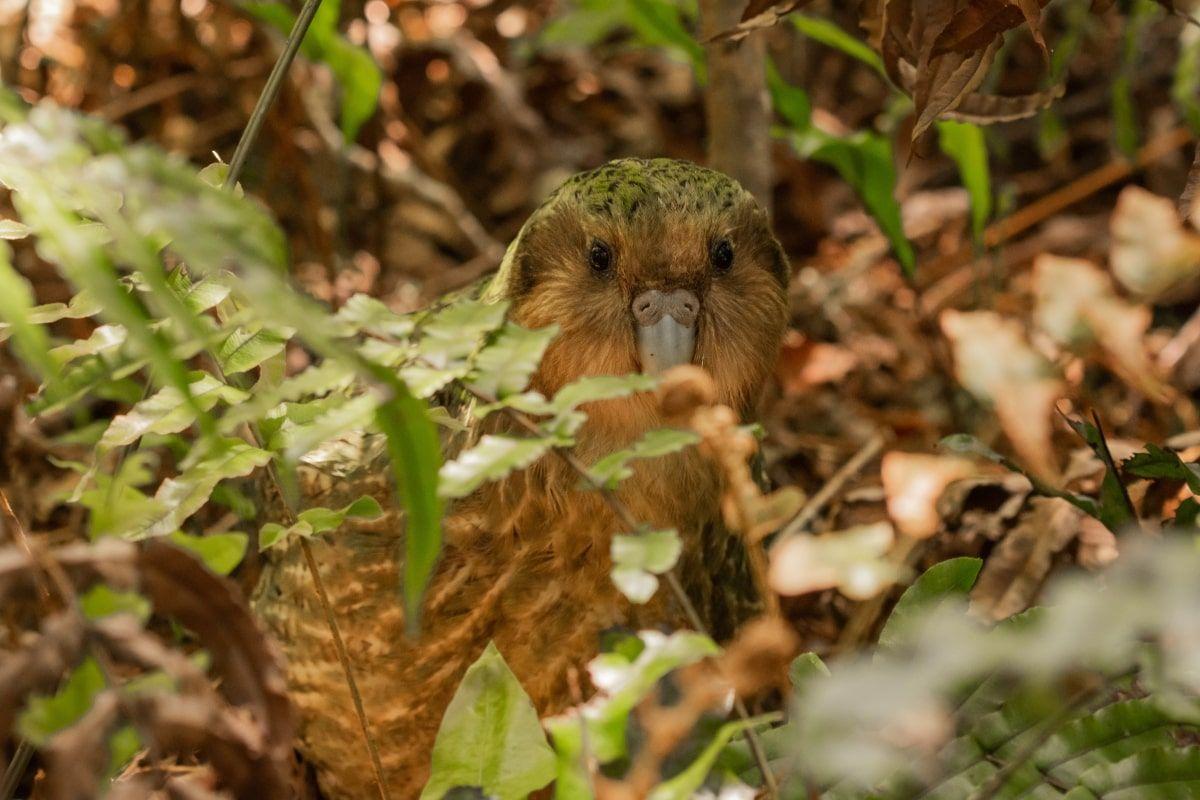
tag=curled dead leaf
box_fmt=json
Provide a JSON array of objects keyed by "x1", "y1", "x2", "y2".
[
  {"x1": 768, "y1": 521, "x2": 902, "y2": 600},
  {"x1": 1110, "y1": 186, "x2": 1200, "y2": 302},
  {"x1": 1033, "y1": 255, "x2": 1172, "y2": 403},
  {"x1": 881, "y1": 452, "x2": 978, "y2": 539},
  {"x1": 940, "y1": 310, "x2": 1064, "y2": 481},
  {"x1": 969, "y1": 497, "x2": 1084, "y2": 621},
  {"x1": 707, "y1": 0, "x2": 817, "y2": 43}
]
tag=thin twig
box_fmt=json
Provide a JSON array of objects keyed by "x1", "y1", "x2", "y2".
[
  {"x1": 0, "y1": 492, "x2": 40, "y2": 800},
  {"x1": 224, "y1": 0, "x2": 324, "y2": 189},
  {"x1": 217, "y1": 1, "x2": 393, "y2": 795},
  {"x1": 460, "y1": 383, "x2": 779, "y2": 797},
  {"x1": 778, "y1": 432, "x2": 888, "y2": 542}
]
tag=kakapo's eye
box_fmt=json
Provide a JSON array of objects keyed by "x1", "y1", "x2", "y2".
[
  {"x1": 710, "y1": 238, "x2": 734, "y2": 274},
  {"x1": 588, "y1": 239, "x2": 614, "y2": 275}
]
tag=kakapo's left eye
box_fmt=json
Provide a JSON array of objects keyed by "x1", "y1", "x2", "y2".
[
  {"x1": 710, "y1": 238, "x2": 734, "y2": 274},
  {"x1": 589, "y1": 239, "x2": 614, "y2": 275}
]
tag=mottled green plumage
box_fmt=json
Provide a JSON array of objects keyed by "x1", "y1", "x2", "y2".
[{"x1": 483, "y1": 158, "x2": 751, "y2": 303}]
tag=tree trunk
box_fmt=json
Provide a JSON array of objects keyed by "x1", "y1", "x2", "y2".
[{"x1": 698, "y1": 0, "x2": 773, "y2": 215}]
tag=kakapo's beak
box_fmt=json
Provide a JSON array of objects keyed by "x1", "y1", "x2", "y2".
[{"x1": 632, "y1": 288, "x2": 699, "y2": 374}]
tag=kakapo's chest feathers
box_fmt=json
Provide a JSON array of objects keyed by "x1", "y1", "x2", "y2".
[{"x1": 253, "y1": 158, "x2": 787, "y2": 799}]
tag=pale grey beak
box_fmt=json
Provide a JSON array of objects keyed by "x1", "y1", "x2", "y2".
[{"x1": 632, "y1": 288, "x2": 700, "y2": 375}]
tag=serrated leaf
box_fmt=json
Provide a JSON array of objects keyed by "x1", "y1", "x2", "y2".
[
  {"x1": 588, "y1": 428, "x2": 700, "y2": 488},
  {"x1": 470, "y1": 323, "x2": 559, "y2": 399},
  {"x1": 551, "y1": 373, "x2": 658, "y2": 411},
  {"x1": 335, "y1": 293, "x2": 414, "y2": 338},
  {"x1": 1123, "y1": 444, "x2": 1200, "y2": 494},
  {"x1": 258, "y1": 495, "x2": 383, "y2": 551},
  {"x1": 100, "y1": 372, "x2": 248, "y2": 449},
  {"x1": 1064, "y1": 415, "x2": 1137, "y2": 532},
  {"x1": 438, "y1": 435, "x2": 556, "y2": 499},
  {"x1": 47, "y1": 324, "x2": 127, "y2": 365},
  {"x1": 418, "y1": 299, "x2": 510, "y2": 369},
  {"x1": 282, "y1": 393, "x2": 379, "y2": 462},
  {"x1": 122, "y1": 440, "x2": 271, "y2": 540},
  {"x1": 878, "y1": 557, "x2": 982, "y2": 650},
  {"x1": 218, "y1": 326, "x2": 289, "y2": 374},
  {"x1": 169, "y1": 530, "x2": 249, "y2": 575},
  {"x1": 420, "y1": 642, "x2": 555, "y2": 800}
]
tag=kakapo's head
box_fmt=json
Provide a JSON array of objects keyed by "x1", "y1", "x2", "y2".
[{"x1": 495, "y1": 158, "x2": 789, "y2": 426}]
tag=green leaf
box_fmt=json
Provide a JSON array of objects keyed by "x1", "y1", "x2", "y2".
[
  {"x1": 217, "y1": 326, "x2": 289, "y2": 374},
  {"x1": 878, "y1": 557, "x2": 982, "y2": 650},
  {"x1": 551, "y1": 373, "x2": 658, "y2": 411},
  {"x1": 281, "y1": 393, "x2": 379, "y2": 462},
  {"x1": 625, "y1": 0, "x2": 705, "y2": 78},
  {"x1": 647, "y1": 716, "x2": 774, "y2": 800},
  {"x1": 371, "y1": 373, "x2": 444, "y2": 635},
  {"x1": 470, "y1": 323, "x2": 559, "y2": 399},
  {"x1": 610, "y1": 528, "x2": 681, "y2": 604},
  {"x1": 335, "y1": 292, "x2": 414, "y2": 338},
  {"x1": 767, "y1": 61, "x2": 914, "y2": 276},
  {"x1": 1064, "y1": 416, "x2": 1137, "y2": 532},
  {"x1": 789, "y1": 652, "x2": 831, "y2": 691},
  {"x1": 258, "y1": 495, "x2": 383, "y2": 551},
  {"x1": 79, "y1": 584, "x2": 151, "y2": 623},
  {"x1": 438, "y1": 435, "x2": 556, "y2": 500},
  {"x1": 587, "y1": 427, "x2": 700, "y2": 488},
  {"x1": 169, "y1": 530, "x2": 249, "y2": 575},
  {"x1": 0, "y1": 244, "x2": 56, "y2": 379},
  {"x1": 418, "y1": 298, "x2": 510, "y2": 369},
  {"x1": 791, "y1": 15, "x2": 884, "y2": 76},
  {"x1": 100, "y1": 371, "x2": 248, "y2": 449},
  {"x1": 420, "y1": 642, "x2": 555, "y2": 800},
  {"x1": 47, "y1": 324, "x2": 127, "y2": 366},
  {"x1": 1069, "y1": 746, "x2": 1200, "y2": 799},
  {"x1": 937, "y1": 121, "x2": 992, "y2": 246},
  {"x1": 1174, "y1": 497, "x2": 1200, "y2": 529},
  {"x1": 546, "y1": 630, "x2": 719, "y2": 764},
  {"x1": 18, "y1": 657, "x2": 105, "y2": 745},
  {"x1": 244, "y1": 0, "x2": 382, "y2": 140},
  {"x1": 1123, "y1": 444, "x2": 1200, "y2": 494},
  {"x1": 121, "y1": 439, "x2": 272, "y2": 540}
]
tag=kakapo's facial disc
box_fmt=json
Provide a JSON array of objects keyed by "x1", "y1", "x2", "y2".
[{"x1": 499, "y1": 158, "x2": 790, "y2": 413}]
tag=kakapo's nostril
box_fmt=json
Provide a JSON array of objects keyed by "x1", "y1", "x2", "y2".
[
  {"x1": 632, "y1": 288, "x2": 699, "y2": 328},
  {"x1": 663, "y1": 289, "x2": 699, "y2": 328},
  {"x1": 632, "y1": 289, "x2": 665, "y2": 326}
]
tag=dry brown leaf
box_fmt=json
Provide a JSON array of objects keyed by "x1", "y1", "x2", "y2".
[
  {"x1": 706, "y1": 0, "x2": 816, "y2": 43},
  {"x1": 1077, "y1": 515, "x2": 1119, "y2": 570},
  {"x1": 1033, "y1": 255, "x2": 1172, "y2": 403},
  {"x1": 768, "y1": 521, "x2": 902, "y2": 600},
  {"x1": 931, "y1": 0, "x2": 1051, "y2": 59},
  {"x1": 881, "y1": 452, "x2": 978, "y2": 539},
  {"x1": 940, "y1": 310, "x2": 1064, "y2": 481},
  {"x1": 776, "y1": 331, "x2": 859, "y2": 395},
  {"x1": 1110, "y1": 186, "x2": 1200, "y2": 301},
  {"x1": 969, "y1": 497, "x2": 1083, "y2": 621},
  {"x1": 883, "y1": 0, "x2": 1057, "y2": 142}
]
